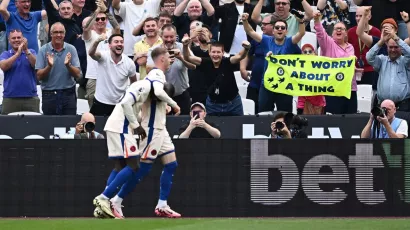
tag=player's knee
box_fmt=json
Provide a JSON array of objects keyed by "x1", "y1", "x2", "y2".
[
  {"x1": 164, "y1": 161, "x2": 177, "y2": 173},
  {"x1": 127, "y1": 157, "x2": 140, "y2": 171},
  {"x1": 113, "y1": 159, "x2": 126, "y2": 171}
]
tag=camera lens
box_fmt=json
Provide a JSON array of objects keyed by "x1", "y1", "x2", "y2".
[
  {"x1": 276, "y1": 121, "x2": 284, "y2": 130},
  {"x1": 84, "y1": 122, "x2": 95, "y2": 132}
]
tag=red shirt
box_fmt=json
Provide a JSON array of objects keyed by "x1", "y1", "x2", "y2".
[{"x1": 348, "y1": 26, "x2": 381, "y2": 72}]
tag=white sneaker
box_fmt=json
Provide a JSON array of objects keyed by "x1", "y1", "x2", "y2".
[
  {"x1": 93, "y1": 207, "x2": 112, "y2": 219},
  {"x1": 110, "y1": 199, "x2": 125, "y2": 219},
  {"x1": 93, "y1": 195, "x2": 115, "y2": 218},
  {"x1": 155, "y1": 205, "x2": 181, "y2": 218}
]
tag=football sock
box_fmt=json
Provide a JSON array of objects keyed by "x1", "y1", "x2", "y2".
[
  {"x1": 117, "y1": 162, "x2": 153, "y2": 198},
  {"x1": 158, "y1": 161, "x2": 178, "y2": 204},
  {"x1": 103, "y1": 166, "x2": 134, "y2": 198},
  {"x1": 106, "y1": 170, "x2": 118, "y2": 186}
]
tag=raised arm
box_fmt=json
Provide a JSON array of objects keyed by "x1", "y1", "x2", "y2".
[
  {"x1": 88, "y1": 34, "x2": 106, "y2": 61},
  {"x1": 301, "y1": 0, "x2": 313, "y2": 21},
  {"x1": 132, "y1": 18, "x2": 146, "y2": 37},
  {"x1": 175, "y1": 48, "x2": 196, "y2": 70},
  {"x1": 313, "y1": 12, "x2": 333, "y2": 52},
  {"x1": 317, "y1": 0, "x2": 327, "y2": 10},
  {"x1": 182, "y1": 36, "x2": 202, "y2": 66},
  {"x1": 391, "y1": 34, "x2": 410, "y2": 67},
  {"x1": 335, "y1": 0, "x2": 348, "y2": 10},
  {"x1": 292, "y1": 18, "x2": 306, "y2": 44},
  {"x1": 250, "y1": 0, "x2": 263, "y2": 24},
  {"x1": 243, "y1": 13, "x2": 262, "y2": 43},
  {"x1": 230, "y1": 41, "x2": 251, "y2": 64},
  {"x1": 107, "y1": 12, "x2": 121, "y2": 34},
  {"x1": 174, "y1": 0, "x2": 189, "y2": 17},
  {"x1": 112, "y1": 0, "x2": 121, "y2": 11},
  {"x1": 200, "y1": 0, "x2": 215, "y2": 16},
  {"x1": 0, "y1": 0, "x2": 11, "y2": 21},
  {"x1": 353, "y1": 0, "x2": 363, "y2": 5},
  {"x1": 366, "y1": 31, "x2": 387, "y2": 71},
  {"x1": 400, "y1": 11, "x2": 410, "y2": 45},
  {"x1": 356, "y1": 6, "x2": 373, "y2": 47}
]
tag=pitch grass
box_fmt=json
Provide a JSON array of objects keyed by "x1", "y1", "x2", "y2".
[{"x1": 0, "y1": 218, "x2": 409, "y2": 230}]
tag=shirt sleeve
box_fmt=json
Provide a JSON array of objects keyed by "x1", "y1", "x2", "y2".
[
  {"x1": 396, "y1": 120, "x2": 408, "y2": 138},
  {"x1": 33, "y1": 11, "x2": 42, "y2": 22},
  {"x1": 314, "y1": 20, "x2": 333, "y2": 54},
  {"x1": 127, "y1": 58, "x2": 137, "y2": 78},
  {"x1": 69, "y1": 46, "x2": 81, "y2": 68},
  {"x1": 260, "y1": 35, "x2": 272, "y2": 56},
  {"x1": 0, "y1": 51, "x2": 10, "y2": 61},
  {"x1": 115, "y1": 2, "x2": 127, "y2": 18},
  {"x1": 34, "y1": 47, "x2": 46, "y2": 70}
]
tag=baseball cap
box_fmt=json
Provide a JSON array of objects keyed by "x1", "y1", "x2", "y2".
[{"x1": 190, "y1": 102, "x2": 206, "y2": 112}]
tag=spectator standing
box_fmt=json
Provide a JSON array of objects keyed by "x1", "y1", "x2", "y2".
[
  {"x1": 179, "y1": 102, "x2": 221, "y2": 138},
  {"x1": 242, "y1": 13, "x2": 304, "y2": 113},
  {"x1": 314, "y1": 11, "x2": 356, "y2": 114},
  {"x1": 82, "y1": 5, "x2": 121, "y2": 107},
  {"x1": 112, "y1": 0, "x2": 161, "y2": 58},
  {"x1": 0, "y1": 31, "x2": 38, "y2": 114},
  {"x1": 134, "y1": 17, "x2": 162, "y2": 80},
  {"x1": 0, "y1": 0, "x2": 47, "y2": 52},
  {"x1": 317, "y1": 0, "x2": 350, "y2": 34},
  {"x1": 147, "y1": 24, "x2": 195, "y2": 115},
  {"x1": 366, "y1": 30, "x2": 410, "y2": 112},
  {"x1": 88, "y1": 34, "x2": 137, "y2": 116},
  {"x1": 160, "y1": 0, "x2": 176, "y2": 16},
  {"x1": 173, "y1": 0, "x2": 214, "y2": 41},
  {"x1": 347, "y1": 6, "x2": 380, "y2": 89},
  {"x1": 35, "y1": 22, "x2": 82, "y2": 115},
  {"x1": 183, "y1": 40, "x2": 250, "y2": 116}
]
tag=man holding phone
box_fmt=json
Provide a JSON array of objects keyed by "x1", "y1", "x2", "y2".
[{"x1": 179, "y1": 102, "x2": 221, "y2": 138}]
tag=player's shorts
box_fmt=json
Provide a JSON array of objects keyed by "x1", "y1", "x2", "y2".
[
  {"x1": 106, "y1": 131, "x2": 139, "y2": 159},
  {"x1": 139, "y1": 128, "x2": 175, "y2": 161}
]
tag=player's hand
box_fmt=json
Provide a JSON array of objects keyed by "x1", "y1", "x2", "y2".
[
  {"x1": 172, "y1": 105, "x2": 181, "y2": 116},
  {"x1": 135, "y1": 126, "x2": 147, "y2": 141},
  {"x1": 241, "y1": 13, "x2": 249, "y2": 21},
  {"x1": 46, "y1": 52, "x2": 54, "y2": 67},
  {"x1": 64, "y1": 52, "x2": 72, "y2": 66},
  {"x1": 75, "y1": 123, "x2": 84, "y2": 134}
]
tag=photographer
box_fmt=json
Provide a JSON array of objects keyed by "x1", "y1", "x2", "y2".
[
  {"x1": 271, "y1": 112, "x2": 309, "y2": 139},
  {"x1": 271, "y1": 113, "x2": 292, "y2": 139},
  {"x1": 361, "y1": 99, "x2": 408, "y2": 139},
  {"x1": 67, "y1": 112, "x2": 105, "y2": 139},
  {"x1": 179, "y1": 102, "x2": 221, "y2": 138}
]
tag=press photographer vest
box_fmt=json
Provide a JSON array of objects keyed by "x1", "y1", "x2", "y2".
[{"x1": 371, "y1": 117, "x2": 403, "y2": 138}]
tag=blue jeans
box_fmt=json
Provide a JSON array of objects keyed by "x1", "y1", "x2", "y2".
[
  {"x1": 205, "y1": 94, "x2": 243, "y2": 116},
  {"x1": 258, "y1": 85, "x2": 293, "y2": 113},
  {"x1": 398, "y1": 21, "x2": 409, "y2": 40},
  {"x1": 42, "y1": 86, "x2": 77, "y2": 115}
]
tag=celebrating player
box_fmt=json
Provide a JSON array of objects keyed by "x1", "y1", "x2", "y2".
[{"x1": 93, "y1": 47, "x2": 181, "y2": 219}]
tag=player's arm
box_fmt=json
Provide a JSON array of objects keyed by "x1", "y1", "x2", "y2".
[
  {"x1": 120, "y1": 91, "x2": 142, "y2": 129},
  {"x1": 152, "y1": 81, "x2": 181, "y2": 115}
]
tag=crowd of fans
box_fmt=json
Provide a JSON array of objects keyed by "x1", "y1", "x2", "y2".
[{"x1": 0, "y1": 0, "x2": 409, "y2": 117}]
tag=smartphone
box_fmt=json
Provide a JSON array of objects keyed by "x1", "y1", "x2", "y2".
[
  {"x1": 168, "y1": 50, "x2": 175, "y2": 55},
  {"x1": 291, "y1": 9, "x2": 304, "y2": 19},
  {"x1": 192, "y1": 111, "x2": 200, "y2": 119},
  {"x1": 196, "y1": 21, "x2": 203, "y2": 29}
]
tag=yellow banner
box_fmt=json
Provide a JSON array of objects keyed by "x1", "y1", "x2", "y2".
[{"x1": 263, "y1": 55, "x2": 355, "y2": 99}]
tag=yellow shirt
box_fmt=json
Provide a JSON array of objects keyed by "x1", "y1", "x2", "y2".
[{"x1": 134, "y1": 37, "x2": 163, "y2": 79}]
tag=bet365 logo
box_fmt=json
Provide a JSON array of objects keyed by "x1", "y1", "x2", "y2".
[{"x1": 250, "y1": 139, "x2": 410, "y2": 205}]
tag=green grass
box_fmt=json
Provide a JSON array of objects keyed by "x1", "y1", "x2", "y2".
[{"x1": 0, "y1": 218, "x2": 409, "y2": 230}]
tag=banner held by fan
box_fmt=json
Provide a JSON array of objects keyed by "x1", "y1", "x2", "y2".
[{"x1": 263, "y1": 55, "x2": 355, "y2": 99}]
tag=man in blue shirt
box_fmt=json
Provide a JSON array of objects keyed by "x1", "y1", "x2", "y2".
[
  {"x1": 0, "y1": 0, "x2": 47, "y2": 52},
  {"x1": 242, "y1": 12, "x2": 304, "y2": 113},
  {"x1": 0, "y1": 30, "x2": 39, "y2": 114}
]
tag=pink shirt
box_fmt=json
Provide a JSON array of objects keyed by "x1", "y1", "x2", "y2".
[
  {"x1": 297, "y1": 96, "x2": 326, "y2": 109},
  {"x1": 314, "y1": 21, "x2": 357, "y2": 91}
]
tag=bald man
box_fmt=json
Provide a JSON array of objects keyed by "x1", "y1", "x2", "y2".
[
  {"x1": 66, "y1": 112, "x2": 105, "y2": 139},
  {"x1": 361, "y1": 99, "x2": 408, "y2": 139}
]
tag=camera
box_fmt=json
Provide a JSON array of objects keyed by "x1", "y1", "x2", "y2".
[
  {"x1": 275, "y1": 121, "x2": 285, "y2": 130},
  {"x1": 83, "y1": 122, "x2": 95, "y2": 132},
  {"x1": 371, "y1": 106, "x2": 387, "y2": 118},
  {"x1": 285, "y1": 113, "x2": 308, "y2": 138}
]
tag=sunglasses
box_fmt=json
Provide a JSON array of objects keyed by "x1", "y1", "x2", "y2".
[
  {"x1": 303, "y1": 50, "x2": 313, "y2": 54},
  {"x1": 10, "y1": 29, "x2": 21, "y2": 33},
  {"x1": 96, "y1": 17, "x2": 106, "y2": 22},
  {"x1": 275, "y1": 2, "x2": 288, "y2": 6},
  {"x1": 261, "y1": 22, "x2": 272, "y2": 26},
  {"x1": 334, "y1": 27, "x2": 346, "y2": 31},
  {"x1": 274, "y1": 26, "x2": 286, "y2": 30}
]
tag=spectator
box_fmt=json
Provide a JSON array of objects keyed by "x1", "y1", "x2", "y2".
[
  {"x1": 82, "y1": 5, "x2": 121, "y2": 107},
  {"x1": 242, "y1": 13, "x2": 304, "y2": 113},
  {"x1": 270, "y1": 112, "x2": 291, "y2": 139},
  {"x1": 183, "y1": 40, "x2": 250, "y2": 116},
  {"x1": 88, "y1": 34, "x2": 137, "y2": 116},
  {"x1": 158, "y1": 11, "x2": 173, "y2": 29},
  {"x1": 239, "y1": 15, "x2": 274, "y2": 113},
  {"x1": 297, "y1": 44, "x2": 326, "y2": 115},
  {"x1": 35, "y1": 22, "x2": 82, "y2": 115},
  {"x1": 173, "y1": 0, "x2": 214, "y2": 41},
  {"x1": 160, "y1": 0, "x2": 176, "y2": 16},
  {"x1": 317, "y1": 0, "x2": 350, "y2": 34},
  {"x1": 361, "y1": 99, "x2": 408, "y2": 138},
  {"x1": 314, "y1": 11, "x2": 356, "y2": 114},
  {"x1": 66, "y1": 112, "x2": 105, "y2": 139},
  {"x1": 347, "y1": 0, "x2": 358, "y2": 27},
  {"x1": 112, "y1": 0, "x2": 160, "y2": 58},
  {"x1": 179, "y1": 102, "x2": 221, "y2": 138},
  {"x1": 0, "y1": 0, "x2": 47, "y2": 52},
  {"x1": 215, "y1": 0, "x2": 255, "y2": 55},
  {"x1": 187, "y1": 23, "x2": 213, "y2": 105},
  {"x1": 251, "y1": 0, "x2": 313, "y2": 37},
  {"x1": 366, "y1": 30, "x2": 410, "y2": 112},
  {"x1": 134, "y1": 17, "x2": 162, "y2": 80},
  {"x1": 348, "y1": 6, "x2": 381, "y2": 90},
  {"x1": 0, "y1": 31, "x2": 39, "y2": 114},
  {"x1": 147, "y1": 24, "x2": 195, "y2": 115}
]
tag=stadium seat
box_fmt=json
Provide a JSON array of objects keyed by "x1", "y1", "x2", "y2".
[
  {"x1": 242, "y1": 98, "x2": 255, "y2": 115},
  {"x1": 76, "y1": 84, "x2": 79, "y2": 97},
  {"x1": 24, "y1": 135, "x2": 45, "y2": 139},
  {"x1": 0, "y1": 84, "x2": 3, "y2": 105},
  {"x1": 293, "y1": 96, "x2": 298, "y2": 115},
  {"x1": 301, "y1": 32, "x2": 317, "y2": 50},
  {"x1": 234, "y1": 71, "x2": 249, "y2": 86},
  {"x1": 37, "y1": 85, "x2": 43, "y2": 114},
  {"x1": 8, "y1": 111, "x2": 42, "y2": 115},
  {"x1": 0, "y1": 135, "x2": 12, "y2": 139},
  {"x1": 258, "y1": 111, "x2": 273, "y2": 115},
  {"x1": 357, "y1": 84, "x2": 373, "y2": 100},
  {"x1": 77, "y1": 99, "x2": 90, "y2": 115},
  {"x1": 238, "y1": 84, "x2": 247, "y2": 98},
  {"x1": 358, "y1": 98, "x2": 372, "y2": 113}
]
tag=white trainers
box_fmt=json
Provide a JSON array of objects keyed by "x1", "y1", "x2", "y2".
[
  {"x1": 155, "y1": 205, "x2": 181, "y2": 218},
  {"x1": 93, "y1": 195, "x2": 115, "y2": 218},
  {"x1": 110, "y1": 199, "x2": 125, "y2": 219},
  {"x1": 93, "y1": 207, "x2": 112, "y2": 219}
]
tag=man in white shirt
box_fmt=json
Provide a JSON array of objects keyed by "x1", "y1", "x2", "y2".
[
  {"x1": 82, "y1": 6, "x2": 121, "y2": 107},
  {"x1": 93, "y1": 47, "x2": 181, "y2": 219},
  {"x1": 88, "y1": 33, "x2": 137, "y2": 116},
  {"x1": 112, "y1": 0, "x2": 161, "y2": 58}
]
